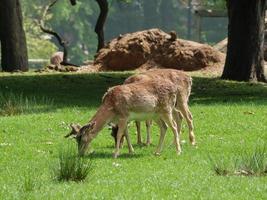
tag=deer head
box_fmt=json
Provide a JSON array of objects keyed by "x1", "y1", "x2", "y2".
[{"x1": 65, "y1": 122, "x2": 96, "y2": 156}]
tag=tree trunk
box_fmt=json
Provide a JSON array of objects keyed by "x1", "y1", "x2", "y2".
[
  {"x1": 222, "y1": 0, "x2": 266, "y2": 82},
  {"x1": 0, "y1": 0, "x2": 28, "y2": 72},
  {"x1": 95, "y1": 0, "x2": 108, "y2": 52}
]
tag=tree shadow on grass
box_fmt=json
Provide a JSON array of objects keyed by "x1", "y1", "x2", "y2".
[
  {"x1": 0, "y1": 73, "x2": 266, "y2": 111},
  {"x1": 0, "y1": 73, "x2": 129, "y2": 109},
  {"x1": 191, "y1": 77, "x2": 267, "y2": 105}
]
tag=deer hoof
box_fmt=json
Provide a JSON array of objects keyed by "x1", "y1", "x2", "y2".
[
  {"x1": 191, "y1": 141, "x2": 197, "y2": 146},
  {"x1": 113, "y1": 152, "x2": 119, "y2": 159}
]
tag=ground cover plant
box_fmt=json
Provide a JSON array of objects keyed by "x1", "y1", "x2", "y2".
[
  {"x1": 209, "y1": 144, "x2": 267, "y2": 176},
  {"x1": 0, "y1": 72, "x2": 266, "y2": 200},
  {"x1": 54, "y1": 146, "x2": 93, "y2": 182}
]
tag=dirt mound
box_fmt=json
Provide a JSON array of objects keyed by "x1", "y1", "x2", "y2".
[
  {"x1": 94, "y1": 29, "x2": 224, "y2": 72},
  {"x1": 213, "y1": 38, "x2": 227, "y2": 53}
]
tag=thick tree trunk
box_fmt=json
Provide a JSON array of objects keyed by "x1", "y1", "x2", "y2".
[
  {"x1": 222, "y1": 0, "x2": 266, "y2": 82},
  {"x1": 0, "y1": 0, "x2": 28, "y2": 72},
  {"x1": 95, "y1": 0, "x2": 108, "y2": 52}
]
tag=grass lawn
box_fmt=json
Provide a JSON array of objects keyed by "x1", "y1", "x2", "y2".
[{"x1": 0, "y1": 72, "x2": 267, "y2": 200}]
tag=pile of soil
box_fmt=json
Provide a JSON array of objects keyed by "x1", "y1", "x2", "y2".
[
  {"x1": 93, "y1": 29, "x2": 224, "y2": 72},
  {"x1": 35, "y1": 64, "x2": 79, "y2": 73},
  {"x1": 213, "y1": 38, "x2": 227, "y2": 53}
]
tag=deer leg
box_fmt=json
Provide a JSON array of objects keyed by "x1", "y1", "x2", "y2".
[
  {"x1": 177, "y1": 102, "x2": 195, "y2": 146},
  {"x1": 145, "y1": 120, "x2": 152, "y2": 146},
  {"x1": 161, "y1": 112, "x2": 182, "y2": 155},
  {"x1": 124, "y1": 127, "x2": 134, "y2": 154},
  {"x1": 135, "y1": 121, "x2": 142, "y2": 145},
  {"x1": 154, "y1": 119, "x2": 167, "y2": 155},
  {"x1": 113, "y1": 119, "x2": 127, "y2": 158},
  {"x1": 119, "y1": 135, "x2": 124, "y2": 148},
  {"x1": 173, "y1": 108, "x2": 183, "y2": 135}
]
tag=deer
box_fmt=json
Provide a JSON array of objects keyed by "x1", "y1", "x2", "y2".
[
  {"x1": 110, "y1": 69, "x2": 195, "y2": 148},
  {"x1": 65, "y1": 79, "x2": 183, "y2": 158},
  {"x1": 109, "y1": 74, "x2": 154, "y2": 147}
]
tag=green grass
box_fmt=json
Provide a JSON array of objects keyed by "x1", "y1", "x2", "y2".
[{"x1": 0, "y1": 72, "x2": 267, "y2": 200}]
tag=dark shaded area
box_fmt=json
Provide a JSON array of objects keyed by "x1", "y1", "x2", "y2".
[
  {"x1": 190, "y1": 77, "x2": 267, "y2": 105},
  {"x1": 0, "y1": 73, "x2": 266, "y2": 110},
  {"x1": 0, "y1": 73, "x2": 128, "y2": 108},
  {"x1": 85, "y1": 151, "x2": 145, "y2": 160},
  {"x1": 0, "y1": 0, "x2": 28, "y2": 72},
  {"x1": 222, "y1": 0, "x2": 266, "y2": 82}
]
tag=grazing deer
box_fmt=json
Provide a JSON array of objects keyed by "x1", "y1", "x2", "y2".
[
  {"x1": 110, "y1": 69, "x2": 195, "y2": 147},
  {"x1": 65, "y1": 79, "x2": 182, "y2": 158}
]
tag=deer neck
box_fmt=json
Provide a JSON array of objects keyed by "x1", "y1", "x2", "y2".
[{"x1": 88, "y1": 103, "x2": 115, "y2": 137}]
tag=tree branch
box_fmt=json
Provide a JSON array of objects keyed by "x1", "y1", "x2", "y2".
[
  {"x1": 95, "y1": 0, "x2": 109, "y2": 52},
  {"x1": 39, "y1": 0, "x2": 79, "y2": 66}
]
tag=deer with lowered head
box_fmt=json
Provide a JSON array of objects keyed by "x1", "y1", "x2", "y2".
[
  {"x1": 65, "y1": 78, "x2": 183, "y2": 158},
  {"x1": 110, "y1": 69, "x2": 195, "y2": 148}
]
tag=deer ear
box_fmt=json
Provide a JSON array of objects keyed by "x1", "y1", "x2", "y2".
[
  {"x1": 70, "y1": 123, "x2": 80, "y2": 133},
  {"x1": 65, "y1": 123, "x2": 80, "y2": 138},
  {"x1": 79, "y1": 121, "x2": 95, "y2": 135},
  {"x1": 90, "y1": 121, "x2": 96, "y2": 128},
  {"x1": 77, "y1": 124, "x2": 82, "y2": 129}
]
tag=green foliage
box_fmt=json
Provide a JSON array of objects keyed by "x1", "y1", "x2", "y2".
[
  {"x1": 21, "y1": 0, "x2": 98, "y2": 63},
  {"x1": 21, "y1": 0, "x2": 227, "y2": 64},
  {"x1": 201, "y1": 0, "x2": 226, "y2": 9},
  {"x1": 24, "y1": 19, "x2": 57, "y2": 59},
  {"x1": 54, "y1": 146, "x2": 93, "y2": 182}
]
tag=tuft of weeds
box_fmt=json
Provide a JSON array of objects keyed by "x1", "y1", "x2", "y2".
[
  {"x1": 209, "y1": 144, "x2": 267, "y2": 176},
  {"x1": 0, "y1": 92, "x2": 54, "y2": 116},
  {"x1": 21, "y1": 171, "x2": 39, "y2": 193},
  {"x1": 209, "y1": 155, "x2": 231, "y2": 176},
  {"x1": 54, "y1": 147, "x2": 93, "y2": 182},
  {"x1": 234, "y1": 146, "x2": 267, "y2": 176}
]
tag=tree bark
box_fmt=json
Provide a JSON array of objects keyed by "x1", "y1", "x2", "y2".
[
  {"x1": 0, "y1": 0, "x2": 28, "y2": 72},
  {"x1": 95, "y1": 0, "x2": 108, "y2": 52},
  {"x1": 222, "y1": 0, "x2": 266, "y2": 82}
]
